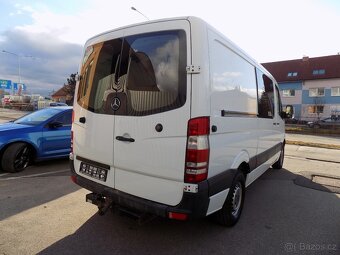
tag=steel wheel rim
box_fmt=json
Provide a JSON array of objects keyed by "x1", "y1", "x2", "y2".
[
  {"x1": 231, "y1": 182, "x2": 242, "y2": 217},
  {"x1": 14, "y1": 146, "x2": 30, "y2": 170}
]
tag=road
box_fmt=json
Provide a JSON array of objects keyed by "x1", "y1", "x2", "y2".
[{"x1": 0, "y1": 146, "x2": 339, "y2": 255}]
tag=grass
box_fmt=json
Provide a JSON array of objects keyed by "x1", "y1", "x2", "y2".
[
  {"x1": 285, "y1": 125, "x2": 340, "y2": 150},
  {"x1": 286, "y1": 125, "x2": 340, "y2": 136}
]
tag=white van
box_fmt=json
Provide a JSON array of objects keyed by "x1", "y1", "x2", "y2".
[{"x1": 70, "y1": 16, "x2": 285, "y2": 226}]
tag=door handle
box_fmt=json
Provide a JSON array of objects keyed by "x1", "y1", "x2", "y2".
[
  {"x1": 116, "y1": 136, "x2": 135, "y2": 142},
  {"x1": 79, "y1": 117, "x2": 86, "y2": 123}
]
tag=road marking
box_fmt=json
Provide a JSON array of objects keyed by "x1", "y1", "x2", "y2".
[
  {"x1": 0, "y1": 173, "x2": 10, "y2": 177},
  {"x1": 0, "y1": 169, "x2": 69, "y2": 181}
]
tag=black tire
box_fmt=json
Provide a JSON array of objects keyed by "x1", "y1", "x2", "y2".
[
  {"x1": 213, "y1": 171, "x2": 245, "y2": 227},
  {"x1": 1, "y1": 143, "x2": 32, "y2": 173},
  {"x1": 272, "y1": 144, "x2": 285, "y2": 169}
]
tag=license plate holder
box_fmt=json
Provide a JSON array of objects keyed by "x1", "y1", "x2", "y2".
[{"x1": 79, "y1": 162, "x2": 108, "y2": 182}]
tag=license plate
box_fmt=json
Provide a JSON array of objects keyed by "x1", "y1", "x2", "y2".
[{"x1": 79, "y1": 162, "x2": 108, "y2": 182}]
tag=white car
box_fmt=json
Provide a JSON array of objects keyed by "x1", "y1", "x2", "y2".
[{"x1": 70, "y1": 16, "x2": 285, "y2": 227}]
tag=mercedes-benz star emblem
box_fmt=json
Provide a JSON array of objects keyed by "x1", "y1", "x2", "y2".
[{"x1": 111, "y1": 97, "x2": 121, "y2": 111}]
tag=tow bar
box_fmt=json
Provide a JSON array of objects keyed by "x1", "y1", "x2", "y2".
[
  {"x1": 85, "y1": 193, "x2": 157, "y2": 224},
  {"x1": 86, "y1": 193, "x2": 113, "y2": 216}
]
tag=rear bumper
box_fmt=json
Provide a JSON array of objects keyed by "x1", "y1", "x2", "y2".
[{"x1": 70, "y1": 159, "x2": 210, "y2": 219}]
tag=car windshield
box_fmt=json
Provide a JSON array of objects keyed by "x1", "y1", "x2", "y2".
[{"x1": 14, "y1": 108, "x2": 61, "y2": 126}]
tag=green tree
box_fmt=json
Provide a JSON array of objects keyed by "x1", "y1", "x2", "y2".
[{"x1": 63, "y1": 73, "x2": 77, "y2": 105}]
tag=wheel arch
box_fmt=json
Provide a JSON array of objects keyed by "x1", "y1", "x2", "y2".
[
  {"x1": 0, "y1": 141, "x2": 38, "y2": 163},
  {"x1": 230, "y1": 150, "x2": 251, "y2": 176}
]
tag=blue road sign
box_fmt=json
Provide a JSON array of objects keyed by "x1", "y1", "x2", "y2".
[
  {"x1": 0, "y1": 79, "x2": 12, "y2": 89},
  {"x1": 13, "y1": 83, "x2": 27, "y2": 91}
]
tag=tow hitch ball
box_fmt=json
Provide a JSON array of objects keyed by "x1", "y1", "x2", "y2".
[{"x1": 86, "y1": 193, "x2": 112, "y2": 216}]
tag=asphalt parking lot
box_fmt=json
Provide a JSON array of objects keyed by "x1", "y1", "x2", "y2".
[
  {"x1": 0, "y1": 108, "x2": 339, "y2": 254},
  {"x1": 0, "y1": 145, "x2": 339, "y2": 255}
]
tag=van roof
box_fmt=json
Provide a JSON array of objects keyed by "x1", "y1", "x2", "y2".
[
  {"x1": 83, "y1": 16, "x2": 276, "y2": 84},
  {"x1": 85, "y1": 16, "x2": 193, "y2": 43}
]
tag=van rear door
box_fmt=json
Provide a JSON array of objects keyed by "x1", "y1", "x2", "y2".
[
  {"x1": 74, "y1": 20, "x2": 191, "y2": 206},
  {"x1": 73, "y1": 31, "x2": 125, "y2": 189},
  {"x1": 113, "y1": 22, "x2": 191, "y2": 206}
]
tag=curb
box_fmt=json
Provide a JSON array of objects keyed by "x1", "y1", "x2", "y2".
[
  {"x1": 286, "y1": 140, "x2": 340, "y2": 150},
  {"x1": 294, "y1": 171, "x2": 340, "y2": 194}
]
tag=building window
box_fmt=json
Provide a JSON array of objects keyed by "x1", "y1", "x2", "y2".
[
  {"x1": 312, "y1": 69, "x2": 325, "y2": 75},
  {"x1": 308, "y1": 105, "x2": 324, "y2": 114},
  {"x1": 309, "y1": 88, "x2": 325, "y2": 97},
  {"x1": 287, "y1": 72, "x2": 298, "y2": 77},
  {"x1": 331, "y1": 87, "x2": 340, "y2": 96},
  {"x1": 282, "y1": 89, "x2": 295, "y2": 97}
]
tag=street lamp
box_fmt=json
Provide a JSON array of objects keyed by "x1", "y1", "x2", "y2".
[
  {"x1": 131, "y1": 6, "x2": 150, "y2": 21},
  {"x1": 1, "y1": 50, "x2": 35, "y2": 95}
]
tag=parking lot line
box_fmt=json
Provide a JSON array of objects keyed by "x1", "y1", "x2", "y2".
[
  {"x1": 0, "y1": 169, "x2": 69, "y2": 181},
  {"x1": 0, "y1": 173, "x2": 11, "y2": 177}
]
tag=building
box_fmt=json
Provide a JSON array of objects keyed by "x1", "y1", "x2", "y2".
[
  {"x1": 51, "y1": 87, "x2": 69, "y2": 103},
  {"x1": 262, "y1": 55, "x2": 340, "y2": 121}
]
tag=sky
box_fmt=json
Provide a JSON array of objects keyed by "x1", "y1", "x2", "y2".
[{"x1": 0, "y1": 0, "x2": 339, "y2": 95}]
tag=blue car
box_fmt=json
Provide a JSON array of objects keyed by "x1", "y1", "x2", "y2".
[{"x1": 0, "y1": 106, "x2": 72, "y2": 173}]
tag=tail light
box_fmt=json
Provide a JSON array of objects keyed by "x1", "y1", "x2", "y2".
[
  {"x1": 184, "y1": 117, "x2": 210, "y2": 183},
  {"x1": 168, "y1": 212, "x2": 188, "y2": 221},
  {"x1": 70, "y1": 175, "x2": 77, "y2": 184}
]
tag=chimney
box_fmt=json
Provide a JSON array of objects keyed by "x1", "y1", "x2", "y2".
[{"x1": 302, "y1": 56, "x2": 309, "y2": 61}]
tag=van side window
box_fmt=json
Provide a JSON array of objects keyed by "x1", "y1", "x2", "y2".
[
  {"x1": 275, "y1": 85, "x2": 283, "y2": 118},
  {"x1": 256, "y1": 69, "x2": 274, "y2": 118},
  {"x1": 210, "y1": 39, "x2": 257, "y2": 116}
]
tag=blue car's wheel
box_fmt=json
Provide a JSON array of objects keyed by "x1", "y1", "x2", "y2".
[{"x1": 1, "y1": 143, "x2": 32, "y2": 173}]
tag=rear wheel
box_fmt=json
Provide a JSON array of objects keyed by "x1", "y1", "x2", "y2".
[
  {"x1": 213, "y1": 171, "x2": 245, "y2": 227},
  {"x1": 272, "y1": 144, "x2": 285, "y2": 169},
  {"x1": 1, "y1": 143, "x2": 32, "y2": 173}
]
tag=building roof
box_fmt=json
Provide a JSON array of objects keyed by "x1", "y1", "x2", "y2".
[
  {"x1": 51, "y1": 87, "x2": 68, "y2": 98},
  {"x1": 262, "y1": 54, "x2": 340, "y2": 83}
]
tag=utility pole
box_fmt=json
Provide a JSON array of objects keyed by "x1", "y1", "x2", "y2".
[
  {"x1": 1, "y1": 50, "x2": 35, "y2": 95},
  {"x1": 131, "y1": 6, "x2": 150, "y2": 21}
]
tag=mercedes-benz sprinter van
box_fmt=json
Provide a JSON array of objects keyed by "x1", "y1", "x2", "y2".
[{"x1": 70, "y1": 16, "x2": 285, "y2": 226}]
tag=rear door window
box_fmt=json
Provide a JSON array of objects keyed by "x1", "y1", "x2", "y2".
[{"x1": 78, "y1": 30, "x2": 187, "y2": 116}]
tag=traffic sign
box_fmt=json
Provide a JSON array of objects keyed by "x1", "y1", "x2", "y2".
[
  {"x1": 13, "y1": 83, "x2": 27, "y2": 91},
  {"x1": 0, "y1": 79, "x2": 12, "y2": 89}
]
